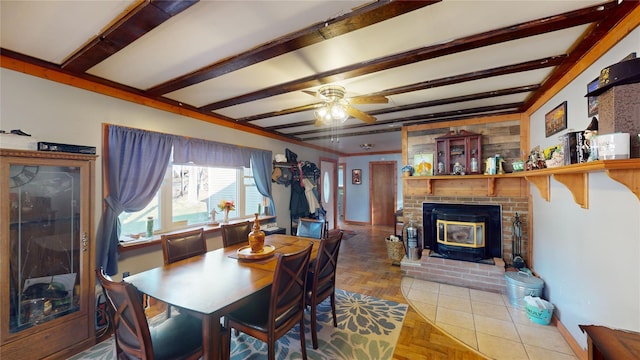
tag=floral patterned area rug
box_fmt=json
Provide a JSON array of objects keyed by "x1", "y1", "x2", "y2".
[{"x1": 70, "y1": 289, "x2": 407, "y2": 360}]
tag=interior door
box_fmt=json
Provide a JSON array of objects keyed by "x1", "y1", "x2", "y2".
[
  {"x1": 319, "y1": 158, "x2": 337, "y2": 231},
  {"x1": 370, "y1": 161, "x2": 397, "y2": 226}
]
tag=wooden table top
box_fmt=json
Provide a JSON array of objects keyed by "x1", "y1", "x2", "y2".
[{"x1": 126, "y1": 234, "x2": 319, "y2": 316}]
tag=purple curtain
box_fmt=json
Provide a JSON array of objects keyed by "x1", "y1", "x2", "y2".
[
  {"x1": 97, "y1": 125, "x2": 174, "y2": 275},
  {"x1": 251, "y1": 150, "x2": 275, "y2": 216}
]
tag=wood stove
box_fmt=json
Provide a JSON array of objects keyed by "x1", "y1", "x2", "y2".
[{"x1": 424, "y1": 202, "x2": 502, "y2": 263}]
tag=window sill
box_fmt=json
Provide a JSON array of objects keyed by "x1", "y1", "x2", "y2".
[{"x1": 117, "y1": 215, "x2": 277, "y2": 253}]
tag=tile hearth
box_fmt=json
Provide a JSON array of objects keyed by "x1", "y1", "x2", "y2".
[{"x1": 402, "y1": 277, "x2": 577, "y2": 360}]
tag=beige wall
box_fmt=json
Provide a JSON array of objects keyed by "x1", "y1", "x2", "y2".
[{"x1": 0, "y1": 67, "x2": 337, "y2": 280}]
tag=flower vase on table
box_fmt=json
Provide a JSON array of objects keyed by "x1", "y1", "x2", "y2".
[{"x1": 223, "y1": 209, "x2": 229, "y2": 223}]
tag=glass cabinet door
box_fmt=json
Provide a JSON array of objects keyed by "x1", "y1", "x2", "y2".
[{"x1": 8, "y1": 163, "x2": 84, "y2": 333}]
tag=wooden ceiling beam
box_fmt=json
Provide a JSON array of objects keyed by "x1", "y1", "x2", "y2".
[
  {"x1": 199, "y1": 1, "x2": 621, "y2": 112},
  {"x1": 370, "y1": 56, "x2": 566, "y2": 98},
  {"x1": 146, "y1": 0, "x2": 437, "y2": 95},
  {"x1": 298, "y1": 110, "x2": 520, "y2": 141},
  {"x1": 279, "y1": 103, "x2": 523, "y2": 135},
  {"x1": 241, "y1": 84, "x2": 540, "y2": 125},
  {"x1": 236, "y1": 56, "x2": 551, "y2": 123},
  {"x1": 62, "y1": 0, "x2": 198, "y2": 73}
]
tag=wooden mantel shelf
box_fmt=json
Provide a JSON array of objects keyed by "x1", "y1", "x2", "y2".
[
  {"x1": 403, "y1": 159, "x2": 639, "y2": 208},
  {"x1": 403, "y1": 173, "x2": 527, "y2": 198},
  {"x1": 523, "y1": 159, "x2": 640, "y2": 208}
]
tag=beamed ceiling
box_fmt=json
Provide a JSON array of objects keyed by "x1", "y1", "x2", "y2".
[{"x1": 1, "y1": 0, "x2": 638, "y2": 155}]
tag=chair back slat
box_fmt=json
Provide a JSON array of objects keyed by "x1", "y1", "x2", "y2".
[
  {"x1": 296, "y1": 218, "x2": 325, "y2": 239},
  {"x1": 161, "y1": 228, "x2": 207, "y2": 265},
  {"x1": 221, "y1": 221, "x2": 252, "y2": 247},
  {"x1": 310, "y1": 231, "x2": 343, "y2": 297},
  {"x1": 269, "y1": 243, "x2": 313, "y2": 333}
]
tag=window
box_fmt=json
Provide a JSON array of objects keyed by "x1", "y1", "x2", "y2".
[{"x1": 119, "y1": 163, "x2": 264, "y2": 237}]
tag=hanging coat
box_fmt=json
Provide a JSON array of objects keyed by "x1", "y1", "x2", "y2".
[
  {"x1": 302, "y1": 178, "x2": 321, "y2": 214},
  {"x1": 290, "y1": 180, "x2": 309, "y2": 218}
]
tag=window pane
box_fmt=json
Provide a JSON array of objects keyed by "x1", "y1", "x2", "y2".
[
  {"x1": 117, "y1": 163, "x2": 266, "y2": 238},
  {"x1": 120, "y1": 193, "x2": 160, "y2": 237},
  {"x1": 172, "y1": 165, "x2": 238, "y2": 224}
]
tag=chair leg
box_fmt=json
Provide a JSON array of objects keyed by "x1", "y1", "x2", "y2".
[
  {"x1": 220, "y1": 325, "x2": 230, "y2": 360},
  {"x1": 310, "y1": 302, "x2": 319, "y2": 349},
  {"x1": 330, "y1": 292, "x2": 337, "y2": 327},
  {"x1": 299, "y1": 315, "x2": 308, "y2": 360},
  {"x1": 268, "y1": 338, "x2": 275, "y2": 360}
]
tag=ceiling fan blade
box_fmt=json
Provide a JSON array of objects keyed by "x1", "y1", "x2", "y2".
[
  {"x1": 303, "y1": 90, "x2": 318, "y2": 97},
  {"x1": 349, "y1": 95, "x2": 389, "y2": 104},
  {"x1": 346, "y1": 106, "x2": 376, "y2": 124}
]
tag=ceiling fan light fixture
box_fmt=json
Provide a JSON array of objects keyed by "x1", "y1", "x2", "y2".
[
  {"x1": 315, "y1": 101, "x2": 348, "y2": 124},
  {"x1": 330, "y1": 102, "x2": 348, "y2": 122}
]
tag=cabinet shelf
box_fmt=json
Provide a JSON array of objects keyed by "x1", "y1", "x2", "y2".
[{"x1": 403, "y1": 159, "x2": 640, "y2": 208}]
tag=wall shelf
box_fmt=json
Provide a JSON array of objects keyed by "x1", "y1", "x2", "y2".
[
  {"x1": 521, "y1": 159, "x2": 640, "y2": 208},
  {"x1": 403, "y1": 173, "x2": 527, "y2": 198},
  {"x1": 403, "y1": 159, "x2": 640, "y2": 207}
]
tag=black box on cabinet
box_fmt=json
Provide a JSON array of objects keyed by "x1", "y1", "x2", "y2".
[
  {"x1": 38, "y1": 142, "x2": 96, "y2": 154},
  {"x1": 563, "y1": 131, "x2": 589, "y2": 165}
]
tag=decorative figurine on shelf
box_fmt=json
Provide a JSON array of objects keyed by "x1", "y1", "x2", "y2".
[
  {"x1": 452, "y1": 162, "x2": 464, "y2": 175},
  {"x1": 544, "y1": 145, "x2": 563, "y2": 168},
  {"x1": 210, "y1": 209, "x2": 218, "y2": 225},
  {"x1": 401, "y1": 165, "x2": 414, "y2": 177},
  {"x1": 585, "y1": 117, "x2": 599, "y2": 162},
  {"x1": 526, "y1": 146, "x2": 546, "y2": 171}
]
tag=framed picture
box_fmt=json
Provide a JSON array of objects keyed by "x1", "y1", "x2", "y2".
[
  {"x1": 352, "y1": 169, "x2": 362, "y2": 185},
  {"x1": 587, "y1": 78, "x2": 599, "y2": 117},
  {"x1": 545, "y1": 101, "x2": 567, "y2": 137},
  {"x1": 413, "y1": 152, "x2": 434, "y2": 176}
]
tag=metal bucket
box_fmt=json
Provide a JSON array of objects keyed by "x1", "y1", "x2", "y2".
[{"x1": 505, "y1": 271, "x2": 544, "y2": 309}]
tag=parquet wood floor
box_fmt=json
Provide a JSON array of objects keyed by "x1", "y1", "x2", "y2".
[{"x1": 336, "y1": 223, "x2": 486, "y2": 360}]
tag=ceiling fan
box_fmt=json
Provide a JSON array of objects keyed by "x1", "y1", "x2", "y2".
[{"x1": 304, "y1": 85, "x2": 388, "y2": 126}]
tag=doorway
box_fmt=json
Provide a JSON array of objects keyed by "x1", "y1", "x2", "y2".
[
  {"x1": 338, "y1": 163, "x2": 345, "y2": 222},
  {"x1": 369, "y1": 161, "x2": 397, "y2": 226},
  {"x1": 320, "y1": 158, "x2": 337, "y2": 231}
]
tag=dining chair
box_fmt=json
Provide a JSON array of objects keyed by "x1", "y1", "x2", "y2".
[
  {"x1": 296, "y1": 218, "x2": 325, "y2": 239},
  {"x1": 161, "y1": 228, "x2": 207, "y2": 265},
  {"x1": 161, "y1": 228, "x2": 207, "y2": 318},
  {"x1": 223, "y1": 243, "x2": 313, "y2": 360},
  {"x1": 221, "y1": 220, "x2": 252, "y2": 247},
  {"x1": 305, "y1": 230, "x2": 343, "y2": 349},
  {"x1": 96, "y1": 268, "x2": 210, "y2": 360}
]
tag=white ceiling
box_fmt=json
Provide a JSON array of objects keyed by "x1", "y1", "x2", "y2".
[{"x1": 1, "y1": 0, "x2": 628, "y2": 155}]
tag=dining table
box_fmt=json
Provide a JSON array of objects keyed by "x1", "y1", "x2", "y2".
[{"x1": 125, "y1": 233, "x2": 320, "y2": 360}]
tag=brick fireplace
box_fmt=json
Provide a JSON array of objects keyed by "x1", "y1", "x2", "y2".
[{"x1": 399, "y1": 194, "x2": 529, "y2": 294}]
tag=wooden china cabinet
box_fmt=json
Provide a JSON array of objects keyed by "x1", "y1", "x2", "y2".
[
  {"x1": 0, "y1": 149, "x2": 97, "y2": 359},
  {"x1": 435, "y1": 130, "x2": 482, "y2": 175}
]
